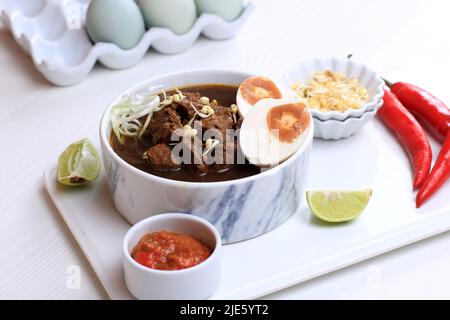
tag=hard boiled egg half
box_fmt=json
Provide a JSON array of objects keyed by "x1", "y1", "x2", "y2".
[
  {"x1": 237, "y1": 76, "x2": 292, "y2": 118},
  {"x1": 239, "y1": 98, "x2": 312, "y2": 167}
]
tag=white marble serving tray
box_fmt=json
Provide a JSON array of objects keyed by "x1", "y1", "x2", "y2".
[
  {"x1": 0, "y1": 0, "x2": 254, "y2": 86},
  {"x1": 45, "y1": 119, "x2": 450, "y2": 299}
]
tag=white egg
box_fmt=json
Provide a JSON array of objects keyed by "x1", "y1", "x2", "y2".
[
  {"x1": 236, "y1": 76, "x2": 293, "y2": 118},
  {"x1": 138, "y1": 0, "x2": 197, "y2": 35},
  {"x1": 239, "y1": 98, "x2": 312, "y2": 167}
]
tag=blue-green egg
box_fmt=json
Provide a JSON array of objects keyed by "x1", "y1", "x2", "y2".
[
  {"x1": 194, "y1": 0, "x2": 244, "y2": 21},
  {"x1": 138, "y1": 0, "x2": 197, "y2": 35},
  {"x1": 86, "y1": 0, "x2": 145, "y2": 50}
]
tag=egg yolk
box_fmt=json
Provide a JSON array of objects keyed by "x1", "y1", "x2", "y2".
[
  {"x1": 267, "y1": 103, "x2": 310, "y2": 143},
  {"x1": 240, "y1": 77, "x2": 282, "y2": 105}
]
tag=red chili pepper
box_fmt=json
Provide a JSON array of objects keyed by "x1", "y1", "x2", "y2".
[
  {"x1": 386, "y1": 81, "x2": 450, "y2": 141},
  {"x1": 416, "y1": 133, "x2": 450, "y2": 208},
  {"x1": 378, "y1": 90, "x2": 432, "y2": 190}
]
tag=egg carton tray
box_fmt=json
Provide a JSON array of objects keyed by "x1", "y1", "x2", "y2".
[{"x1": 0, "y1": 0, "x2": 254, "y2": 86}]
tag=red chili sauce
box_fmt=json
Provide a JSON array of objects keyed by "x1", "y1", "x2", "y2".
[{"x1": 131, "y1": 230, "x2": 212, "y2": 271}]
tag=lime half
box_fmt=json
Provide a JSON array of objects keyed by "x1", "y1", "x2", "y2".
[
  {"x1": 57, "y1": 138, "x2": 101, "y2": 186},
  {"x1": 306, "y1": 189, "x2": 372, "y2": 223}
]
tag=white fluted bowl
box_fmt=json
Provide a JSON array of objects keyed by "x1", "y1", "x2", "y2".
[
  {"x1": 313, "y1": 99, "x2": 383, "y2": 140},
  {"x1": 280, "y1": 58, "x2": 384, "y2": 121}
]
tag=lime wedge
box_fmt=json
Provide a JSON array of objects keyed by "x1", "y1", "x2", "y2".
[
  {"x1": 57, "y1": 138, "x2": 101, "y2": 186},
  {"x1": 306, "y1": 189, "x2": 372, "y2": 223}
]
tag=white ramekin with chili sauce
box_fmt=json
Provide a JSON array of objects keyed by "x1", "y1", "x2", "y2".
[{"x1": 122, "y1": 213, "x2": 221, "y2": 300}]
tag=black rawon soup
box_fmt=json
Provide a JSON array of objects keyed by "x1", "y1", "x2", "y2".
[{"x1": 110, "y1": 84, "x2": 261, "y2": 182}]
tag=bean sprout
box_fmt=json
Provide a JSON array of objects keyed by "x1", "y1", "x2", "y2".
[
  {"x1": 203, "y1": 138, "x2": 220, "y2": 158},
  {"x1": 231, "y1": 104, "x2": 238, "y2": 123},
  {"x1": 111, "y1": 88, "x2": 185, "y2": 144}
]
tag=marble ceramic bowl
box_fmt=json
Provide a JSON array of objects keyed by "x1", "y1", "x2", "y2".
[{"x1": 100, "y1": 70, "x2": 313, "y2": 244}]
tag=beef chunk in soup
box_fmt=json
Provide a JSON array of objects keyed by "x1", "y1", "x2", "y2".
[
  {"x1": 145, "y1": 143, "x2": 180, "y2": 170},
  {"x1": 173, "y1": 92, "x2": 202, "y2": 119},
  {"x1": 201, "y1": 105, "x2": 234, "y2": 139},
  {"x1": 235, "y1": 117, "x2": 243, "y2": 130},
  {"x1": 201, "y1": 106, "x2": 237, "y2": 173},
  {"x1": 196, "y1": 163, "x2": 209, "y2": 175},
  {"x1": 148, "y1": 108, "x2": 182, "y2": 144}
]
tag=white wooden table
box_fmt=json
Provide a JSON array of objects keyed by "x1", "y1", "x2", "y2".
[{"x1": 1, "y1": 0, "x2": 450, "y2": 299}]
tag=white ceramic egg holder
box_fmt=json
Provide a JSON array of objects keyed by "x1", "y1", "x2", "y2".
[{"x1": 0, "y1": 0, "x2": 255, "y2": 86}]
